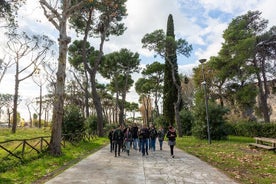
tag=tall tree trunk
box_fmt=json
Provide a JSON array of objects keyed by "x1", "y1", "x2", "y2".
[
  {"x1": 38, "y1": 85, "x2": 42, "y2": 128},
  {"x1": 154, "y1": 90, "x2": 160, "y2": 117},
  {"x1": 260, "y1": 58, "x2": 270, "y2": 122},
  {"x1": 253, "y1": 58, "x2": 270, "y2": 122},
  {"x1": 90, "y1": 71, "x2": 104, "y2": 136},
  {"x1": 49, "y1": 18, "x2": 70, "y2": 156},
  {"x1": 80, "y1": 9, "x2": 93, "y2": 119},
  {"x1": 12, "y1": 69, "x2": 19, "y2": 133},
  {"x1": 170, "y1": 60, "x2": 182, "y2": 137}
]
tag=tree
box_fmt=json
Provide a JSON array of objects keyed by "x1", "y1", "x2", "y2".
[
  {"x1": 69, "y1": 0, "x2": 128, "y2": 136},
  {"x1": 254, "y1": 25, "x2": 276, "y2": 122},
  {"x1": 141, "y1": 61, "x2": 164, "y2": 117},
  {"x1": 180, "y1": 74, "x2": 194, "y2": 109},
  {"x1": 0, "y1": 57, "x2": 12, "y2": 85},
  {"x1": 68, "y1": 40, "x2": 91, "y2": 118},
  {"x1": 0, "y1": 0, "x2": 25, "y2": 29},
  {"x1": 101, "y1": 48, "x2": 140, "y2": 125},
  {"x1": 163, "y1": 14, "x2": 179, "y2": 127},
  {"x1": 40, "y1": 0, "x2": 88, "y2": 155},
  {"x1": 0, "y1": 93, "x2": 13, "y2": 126},
  {"x1": 32, "y1": 67, "x2": 47, "y2": 128},
  {"x1": 213, "y1": 10, "x2": 275, "y2": 122},
  {"x1": 141, "y1": 14, "x2": 192, "y2": 136},
  {"x1": 125, "y1": 102, "x2": 139, "y2": 124},
  {"x1": 5, "y1": 31, "x2": 53, "y2": 133},
  {"x1": 135, "y1": 78, "x2": 153, "y2": 126}
]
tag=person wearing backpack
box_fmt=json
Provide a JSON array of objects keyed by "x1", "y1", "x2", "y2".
[
  {"x1": 113, "y1": 125, "x2": 123, "y2": 157},
  {"x1": 131, "y1": 123, "x2": 139, "y2": 150},
  {"x1": 157, "y1": 126, "x2": 165, "y2": 150},
  {"x1": 139, "y1": 124, "x2": 149, "y2": 156}
]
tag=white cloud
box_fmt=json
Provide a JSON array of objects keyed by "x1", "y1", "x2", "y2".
[{"x1": 199, "y1": 0, "x2": 259, "y2": 14}]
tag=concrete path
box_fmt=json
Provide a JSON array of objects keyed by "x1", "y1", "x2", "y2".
[{"x1": 45, "y1": 142, "x2": 238, "y2": 184}]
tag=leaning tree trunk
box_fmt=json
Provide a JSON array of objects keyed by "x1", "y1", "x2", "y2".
[{"x1": 87, "y1": 33, "x2": 105, "y2": 137}]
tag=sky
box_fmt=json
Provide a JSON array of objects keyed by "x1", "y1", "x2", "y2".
[{"x1": 0, "y1": 0, "x2": 276, "y2": 121}]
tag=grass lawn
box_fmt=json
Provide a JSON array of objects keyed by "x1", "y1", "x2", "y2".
[
  {"x1": 0, "y1": 128, "x2": 108, "y2": 184},
  {"x1": 176, "y1": 136, "x2": 276, "y2": 184}
]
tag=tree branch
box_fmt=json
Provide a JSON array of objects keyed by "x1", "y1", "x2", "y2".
[{"x1": 39, "y1": 0, "x2": 61, "y2": 30}]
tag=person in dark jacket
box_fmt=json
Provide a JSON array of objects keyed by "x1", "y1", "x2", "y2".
[
  {"x1": 149, "y1": 124, "x2": 157, "y2": 151},
  {"x1": 139, "y1": 124, "x2": 149, "y2": 156},
  {"x1": 113, "y1": 125, "x2": 123, "y2": 157},
  {"x1": 131, "y1": 123, "x2": 139, "y2": 150},
  {"x1": 166, "y1": 125, "x2": 177, "y2": 158},
  {"x1": 108, "y1": 128, "x2": 114, "y2": 152}
]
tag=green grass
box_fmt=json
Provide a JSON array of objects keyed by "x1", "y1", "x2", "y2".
[
  {"x1": 176, "y1": 136, "x2": 276, "y2": 184},
  {"x1": 0, "y1": 127, "x2": 51, "y2": 142},
  {"x1": 0, "y1": 128, "x2": 108, "y2": 184}
]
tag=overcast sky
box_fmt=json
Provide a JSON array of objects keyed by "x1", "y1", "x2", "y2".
[{"x1": 0, "y1": 0, "x2": 275, "y2": 121}]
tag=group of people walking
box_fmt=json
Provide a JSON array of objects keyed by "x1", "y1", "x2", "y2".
[{"x1": 108, "y1": 123, "x2": 177, "y2": 158}]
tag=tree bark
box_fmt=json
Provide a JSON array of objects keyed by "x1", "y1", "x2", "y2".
[
  {"x1": 49, "y1": 18, "x2": 70, "y2": 155},
  {"x1": 253, "y1": 58, "x2": 270, "y2": 122}
]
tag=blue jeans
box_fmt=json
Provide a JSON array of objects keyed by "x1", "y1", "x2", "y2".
[
  {"x1": 132, "y1": 138, "x2": 138, "y2": 150},
  {"x1": 141, "y1": 138, "x2": 148, "y2": 156},
  {"x1": 158, "y1": 139, "x2": 163, "y2": 150},
  {"x1": 125, "y1": 141, "x2": 131, "y2": 151},
  {"x1": 150, "y1": 137, "x2": 156, "y2": 151}
]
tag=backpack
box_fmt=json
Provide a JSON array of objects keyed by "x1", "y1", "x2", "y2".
[
  {"x1": 113, "y1": 129, "x2": 121, "y2": 140},
  {"x1": 158, "y1": 130, "x2": 165, "y2": 141},
  {"x1": 150, "y1": 129, "x2": 157, "y2": 139}
]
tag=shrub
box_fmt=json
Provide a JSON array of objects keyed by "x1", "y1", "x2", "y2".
[
  {"x1": 85, "y1": 115, "x2": 109, "y2": 136},
  {"x1": 62, "y1": 104, "x2": 85, "y2": 141},
  {"x1": 84, "y1": 115, "x2": 98, "y2": 136},
  {"x1": 192, "y1": 102, "x2": 229, "y2": 140},
  {"x1": 153, "y1": 115, "x2": 168, "y2": 130},
  {"x1": 230, "y1": 121, "x2": 276, "y2": 138},
  {"x1": 179, "y1": 109, "x2": 193, "y2": 136}
]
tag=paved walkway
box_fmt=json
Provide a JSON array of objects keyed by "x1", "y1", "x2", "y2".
[{"x1": 45, "y1": 142, "x2": 238, "y2": 184}]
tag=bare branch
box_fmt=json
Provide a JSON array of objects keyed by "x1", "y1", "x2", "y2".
[{"x1": 39, "y1": 0, "x2": 61, "y2": 30}]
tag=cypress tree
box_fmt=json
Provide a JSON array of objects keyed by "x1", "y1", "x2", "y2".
[{"x1": 163, "y1": 14, "x2": 181, "y2": 127}]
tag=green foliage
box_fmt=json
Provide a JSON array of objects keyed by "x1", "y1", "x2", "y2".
[
  {"x1": 192, "y1": 102, "x2": 229, "y2": 140},
  {"x1": 153, "y1": 115, "x2": 169, "y2": 130},
  {"x1": 235, "y1": 83, "x2": 258, "y2": 109},
  {"x1": 179, "y1": 109, "x2": 193, "y2": 136},
  {"x1": 229, "y1": 121, "x2": 276, "y2": 138},
  {"x1": 163, "y1": 14, "x2": 178, "y2": 125},
  {"x1": 62, "y1": 104, "x2": 85, "y2": 141},
  {"x1": 84, "y1": 115, "x2": 98, "y2": 136}
]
